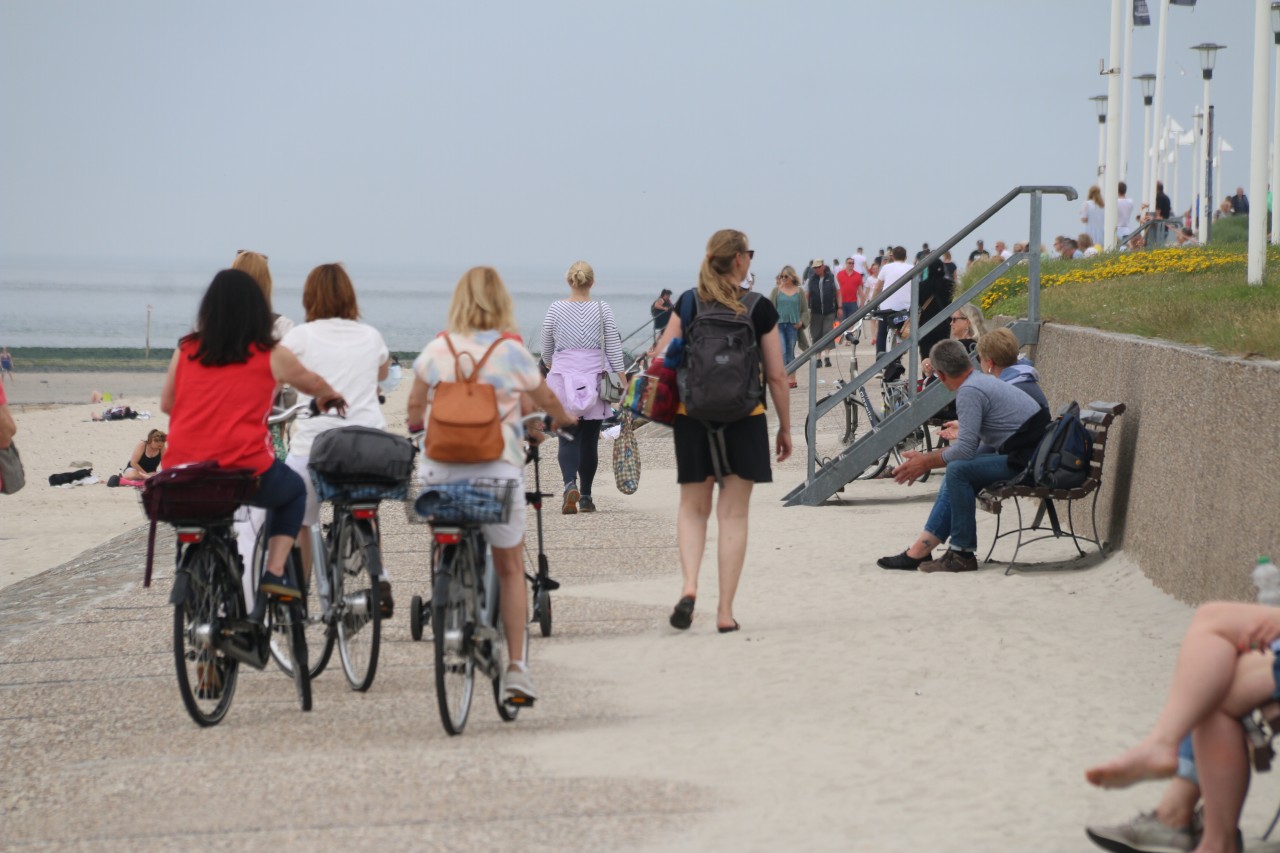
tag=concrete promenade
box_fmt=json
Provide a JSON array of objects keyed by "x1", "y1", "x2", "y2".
[{"x1": 4, "y1": 341, "x2": 1279, "y2": 851}]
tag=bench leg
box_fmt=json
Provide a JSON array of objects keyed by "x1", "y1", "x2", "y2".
[{"x1": 1004, "y1": 497, "x2": 1027, "y2": 575}]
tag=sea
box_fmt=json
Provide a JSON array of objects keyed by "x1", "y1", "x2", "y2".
[{"x1": 0, "y1": 260, "x2": 695, "y2": 357}]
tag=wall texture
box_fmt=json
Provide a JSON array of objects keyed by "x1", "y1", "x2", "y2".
[{"x1": 1034, "y1": 324, "x2": 1280, "y2": 604}]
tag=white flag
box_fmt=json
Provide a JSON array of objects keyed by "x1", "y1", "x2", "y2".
[
  {"x1": 1180, "y1": 131, "x2": 1195, "y2": 145},
  {"x1": 1169, "y1": 118, "x2": 1184, "y2": 133},
  {"x1": 1220, "y1": 138, "x2": 1233, "y2": 152}
]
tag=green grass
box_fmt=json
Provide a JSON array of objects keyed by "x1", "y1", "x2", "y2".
[
  {"x1": 8, "y1": 347, "x2": 175, "y2": 371},
  {"x1": 982, "y1": 256, "x2": 1280, "y2": 359}
]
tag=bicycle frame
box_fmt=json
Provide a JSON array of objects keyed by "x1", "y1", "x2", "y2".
[{"x1": 432, "y1": 526, "x2": 517, "y2": 682}]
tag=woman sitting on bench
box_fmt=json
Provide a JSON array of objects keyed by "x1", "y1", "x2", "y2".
[{"x1": 1086, "y1": 601, "x2": 1280, "y2": 853}]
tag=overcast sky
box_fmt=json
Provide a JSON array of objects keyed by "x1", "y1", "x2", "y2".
[{"x1": 0, "y1": 1, "x2": 1262, "y2": 277}]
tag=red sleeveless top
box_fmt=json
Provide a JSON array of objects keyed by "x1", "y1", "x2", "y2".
[{"x1": 164, "y1": 340, "x2": 276, "y2": 474}]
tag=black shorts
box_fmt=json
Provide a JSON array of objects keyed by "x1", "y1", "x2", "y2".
[{"x1": 673, "y1": 413, "x2": 772, "y2": 484}]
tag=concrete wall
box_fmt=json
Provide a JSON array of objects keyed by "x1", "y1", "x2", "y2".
[{"x1": 1034, "y1": 324, "x2": 1280, "y2": 604}]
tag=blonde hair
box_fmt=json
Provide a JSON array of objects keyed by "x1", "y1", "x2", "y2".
[
  {"x1": 777, "y1": 265, "x2": 799, "y2": 284},
  {"x1": 232, "y1": 251, "x2": 273, "y2": 306},
  {"x1": 698, "y1": 229, "x2": 749, "y2": 314},
  {"x1": 145, "y1": 428, "x2": 167, "y2": 444},
  {"x1": 1087, "y1": 185, "x2": 1104, "y2": 208},
  {"x1": 956, "y1": 303, "x2": 987, "y2": 341},
  {"x1": 566, "y1": 260, "x2": 594, "y2": 290},
  {"x1": 447, "y1": 266, "x2": 518, "y2": 335},
  {"x1": 977, "y1": 327, "x2": 1019, "y2": 369}
]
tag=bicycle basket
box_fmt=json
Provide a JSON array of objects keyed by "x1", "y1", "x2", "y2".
[
  {"x1": 410, "y1": 477, "x2": 518, "y2": 525},
  {"x1": 140, "y1": 462, "x2": 259, "y2": 523},
  {"x1": 311, "y1": 469, "x2": 409, "y2": 503}
]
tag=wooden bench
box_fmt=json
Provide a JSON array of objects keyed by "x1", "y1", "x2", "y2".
[{"x1": 977, "y1": 401, "x2": 1126, "y2": 573}]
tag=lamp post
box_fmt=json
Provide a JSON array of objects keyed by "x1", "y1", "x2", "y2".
[
  {"x1": 1271, "y1": 2, "x2": 1280, "y2": 244},
  {"x1": 1091, "y1": 95, "x2": 1109, "y2": 179},
  {"x1": 1249, "y1": 0, "x2": 1270, "y2": 284},
  {"x1": 1136, "y1": 73, "x2": 1157, "y2": 218},
  {"x1": 1192, "y1": 42, "x2": 1226, "y2": 244},
  {"x1": 1191, "y1": 108, "x2": 1204, "y2": 228}
]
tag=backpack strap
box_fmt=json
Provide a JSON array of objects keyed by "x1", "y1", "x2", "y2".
[{"x1": 442, "y1": 334, "x2": 507, "y2": 384}]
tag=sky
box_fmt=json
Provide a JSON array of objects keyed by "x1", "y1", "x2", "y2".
[{"x1": 0, "y1": 1, "x2": 1265, "y2": 279}]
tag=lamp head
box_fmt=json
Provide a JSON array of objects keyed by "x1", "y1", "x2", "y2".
[{"x1": 1191, "y1": 43, "x2": 1226, "y2": 79}]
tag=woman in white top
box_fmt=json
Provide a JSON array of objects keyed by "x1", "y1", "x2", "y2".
[
  {"x1": 539, "y1": 260, "x2": 624, "y2": 515},
  {"x1": 280, "y1": 263, "x2": 393, "y2": 611},
  {"x1": 408, "y1": 266, "x2": 574, "y2": 703},
  {"x1": 1080, "y1": 185, "x2": 1105, "y2": 248}
]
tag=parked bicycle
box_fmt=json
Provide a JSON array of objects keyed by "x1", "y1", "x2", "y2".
[
  {"x1": 408, "y1": 413, "x2": 571, "y2": 736},
  {"x1": 144, "y1": 460, "x2": 311, "y2": 727},
  {"x1": 806, "y1": 319, "x2": 933, "y2": 481}
]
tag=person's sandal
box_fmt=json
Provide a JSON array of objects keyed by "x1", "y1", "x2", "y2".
[
  {"x1": 718, "y1": 620, "x2": 740, "y2": 634},
  {"x1": 669, "y1": 595, "x2": 695, "y2": 630}
]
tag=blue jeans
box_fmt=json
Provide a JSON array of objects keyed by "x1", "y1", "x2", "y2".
[
  {"x1": 778, "y1": 322, "x2": 798, "y2": 367},
  {"x1": 1177, "y1": 734, "x2": 1197, "y2": 784},
  {"x1": 246, "y1": 459, "x2": 307, "y2": 540},
  {"x1": 923, "y1": 454, "x2": 1016, "y2": 552}
]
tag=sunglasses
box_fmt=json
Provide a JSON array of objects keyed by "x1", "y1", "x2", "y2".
[
  {"x1": 743, "y1": 249, "x2": 755, "y2": 259},
  {"x1": 236, "y1": 250, "x2": 268, "y2": 260},
  {"x1": 950, "y1": 316, "x2": 967, "y2": 322}
]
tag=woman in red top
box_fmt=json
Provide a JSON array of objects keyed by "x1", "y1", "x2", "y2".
[{"x1": 160, "y1": 269, "x2": 344, "y2": 601}]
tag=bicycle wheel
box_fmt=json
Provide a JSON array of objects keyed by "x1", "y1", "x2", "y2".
[
  {"x1": 335, "y1": 517, "x2": 382, "y2": 692},
  {"x1": 492, "y1": 584, "x2": 521, "y2": 722},
  {"x1": 432, "y1": 542, "x2": 475, "y2": 736},
  {"x1": 409, "y1": 594, "x2": 426, "y2": 641},
  {"x1": 271, "y1": 597, "x2": 312, "y2": 712},
  {"x1": 265, "y1": 537, "x2": 332, "y2": 680},
  {"x1": 173, "y1": 544, "x2": 240, "y2": 727},
  {"x1": 805, "y1": 392, "x2": 861, "y2": 473}
]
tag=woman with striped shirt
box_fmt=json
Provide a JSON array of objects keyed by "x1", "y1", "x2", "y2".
[{"x1": 540, "y1": 260, "x2": 625, "y2": 514}]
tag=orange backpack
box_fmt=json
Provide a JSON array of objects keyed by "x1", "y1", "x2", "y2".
[{"x1": 424, "y1": 335, "x2": 507, "y2": 464}]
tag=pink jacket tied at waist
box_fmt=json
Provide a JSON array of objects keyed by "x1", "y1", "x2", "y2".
[{"x1": 548, "y1": 348, "x2": 613, "y2": 420}]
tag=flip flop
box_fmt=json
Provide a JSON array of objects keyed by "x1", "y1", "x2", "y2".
[
  {"x1": 669, "y1": 595, "x2": 695, "y2": 630},
  {"x1": 718, "y1": 621, "x2": 740, "y2": 634}
]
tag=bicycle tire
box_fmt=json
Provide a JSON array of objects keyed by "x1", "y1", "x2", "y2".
[
  {"x1": 280, "y1": 598, "x2": 312, "y2": 712},
  {"x1": 409, "y1": 594, "x2": 425, "y2": 642},
  {"x1": 172, "y1": 543, "x2": 240, "y2": 727},
  {"x1": 264, "y1": 535, "x2": 332, "y2": 681},
  {"x1": 492, "y1": 583, "x2": 521, "y2": 722},
  {"x1": 432, "y1": 542, "x2": 475, "y2": 736},
  {"x1": 336, "y1": 517, "x2": 381, "y2": 692},
  {"x1": 805, "y1": 393, "x2": 862, "y2": 473}
]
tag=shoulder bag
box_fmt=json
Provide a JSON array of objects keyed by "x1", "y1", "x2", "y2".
[
  {"x1": 0, "y1": 442, "x2": 25, "y2": 494},
  {"x1": 597, "y1": 303, "x2": 626, "y2": 404}
]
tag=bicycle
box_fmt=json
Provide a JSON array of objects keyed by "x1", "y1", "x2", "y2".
[
  {"x1": 805, "y1": 319, "x2": 933, "y2": 482},
  {"x1": 261, "y1": 404, "x2": 405, "y2": 692},
  {"x1": 523, "y1": 426, "x2": 559, "y2": 638},
  {"x1": 409, "y1": 413, "x2": 570, "y2": 736},
  {"x1": 144, "y1": 462, "x2": 311, "y2": 727}
]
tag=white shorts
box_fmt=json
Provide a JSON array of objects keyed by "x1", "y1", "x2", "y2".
[
  {"x1": 418, "y1": 459, "x2": 527, "y2": 549},
  {"x1": 284, "y1": 453, "x2": 321, "y2": 527}
]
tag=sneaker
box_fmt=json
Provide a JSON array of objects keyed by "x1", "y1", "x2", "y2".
[
  {"x1": 1085, "y1": 811, "x2": 1197, "y2": 853},
  {"x1": 562, "y1": 487, "x2": 580, "y2": 515},
  {"x1": 503, "y1": 663, "x2": 538, "y2": 702},
  {"x1": 877, "y1": 551, "x2": 927, "y2": 571},
  {"x1": 259, "y1": 570, "x2": 302, "y2": 598},
  {"x1": 378, "y1": 579, "x2": 394, "y2": 619},
  {"x1": 918, "y1": 549, "x2": 979, "y2": 573},
  {"x1": 578, "y1": 496, "x2": 596, "y2": 513}
]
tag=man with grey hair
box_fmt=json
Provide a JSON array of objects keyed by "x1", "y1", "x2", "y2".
[{"x1": 877, "y1": 338, "x2": 1049, "y2": 573}]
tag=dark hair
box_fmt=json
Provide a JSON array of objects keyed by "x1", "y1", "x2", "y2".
[
  {"x1": 892, "y1": 246, "x2": 907, "y2": 262},
  {"x1": 660, "y1": 288, "x2": 672, "y2": 297},
  {"x1": 1118, "y1": 181, "x2": 1128, "y2": 195},
  {"x1": 181, "y1": 269, "x2": 275, "y2": 366}
]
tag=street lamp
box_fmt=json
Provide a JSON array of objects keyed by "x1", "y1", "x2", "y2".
[
  {"x1": 1192, "y1": 42, "x2": 1226, "y2": 243},
  {"x1": 1271, "y1": 2, "x2": 1280, "y2": 243},
  {"x1": 1136, "y1": 74, "x2": 1157, "y2": 218},
  {"x1": 1091, "y1": 95, "x2": 1109, "y2": 179}
]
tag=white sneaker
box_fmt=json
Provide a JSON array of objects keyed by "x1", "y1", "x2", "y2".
[
  {"x1": 503, "y1": 663, "x2": 538, "y2": 702},
  {"x1": 1085, "y1": 811, "x2": 1196, "y2": 853}
]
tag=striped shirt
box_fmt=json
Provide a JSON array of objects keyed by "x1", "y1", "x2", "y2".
[{"x1": 540, "y1": 300, "x2": 625, "y2": 371}]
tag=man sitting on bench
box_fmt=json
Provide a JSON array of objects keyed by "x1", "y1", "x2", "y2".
[{"x1": 876, "y1": 338, "x2": 1048, "y2": 573}]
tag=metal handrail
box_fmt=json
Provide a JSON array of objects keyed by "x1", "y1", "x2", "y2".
[{"x1": 788, "y1": 185, "x2": 1078, "y2": 494}]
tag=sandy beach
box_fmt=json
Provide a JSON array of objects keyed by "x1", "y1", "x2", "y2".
[{"x1": 3, "y1": 354, "x2": 1278, "y2": 851}]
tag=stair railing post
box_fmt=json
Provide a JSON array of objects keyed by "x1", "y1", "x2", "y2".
[
  {"x1": 908, "y1": 276, "x2": 920, "y2": 400},
  {"x1": 1028, "y1": 189, "x2": 1044, "y2": 325},
  {"x1": 806, "y1": 358, "x2": 818, "y2": 484}
]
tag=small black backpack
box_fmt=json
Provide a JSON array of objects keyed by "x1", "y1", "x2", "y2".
[
  {"x1": 675, "y1": 291, "x2": 764, "y2": 423},
  {"x1": 1026, "y1": 401, "x2": 1094, "y2": 489}
]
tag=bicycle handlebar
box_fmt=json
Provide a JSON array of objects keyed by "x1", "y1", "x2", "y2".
[{"x1": 267, "y1": 398, "x2": 347, "y2": 426}]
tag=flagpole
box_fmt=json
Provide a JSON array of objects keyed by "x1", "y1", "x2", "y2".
[
  {"x1": 1172, "y1": 126, "x2": 1181, "y2": 216},
  {"x1": 1248, "y1": 0, "x2": 1269, "y2": 284},
  {"x1": 1272, "y1": 7, "x2": 1280, "y2": 245},
  {"x1": 1120, "y1": 0, "x2": 1135, "y2": 182},
  {"x1": 1104, "y1": 0, "x2": 1124, "y2": 250},
  {"x1": 1148, "y1": 0, "x2": 1171, "y2": 213}
]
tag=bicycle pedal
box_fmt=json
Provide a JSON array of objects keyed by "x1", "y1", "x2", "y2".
[
  {"x1": 541, "y1": 578, "x2": 561, "y2": 591},
  {"x1": 505, "y1": 695, "x2": 535, "y2": 708}
]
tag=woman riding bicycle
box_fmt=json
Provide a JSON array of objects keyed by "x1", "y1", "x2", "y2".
[
  {"x1": 160, "y1": 269, "x2": 346, "y2": 606},
  {"x1": 279, "y1": 263, "x2": 394, "y2": 612},
  {"x1": 407, "y1": 266, "x2": 575, "y2": 704}
]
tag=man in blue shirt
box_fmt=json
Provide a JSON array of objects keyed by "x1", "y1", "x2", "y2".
[{"x1": 877, "y1": 339, "x2": 1048, "y2": 573}]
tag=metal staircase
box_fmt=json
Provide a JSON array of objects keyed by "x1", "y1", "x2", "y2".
[{"x1": 783, "y1": 186, "x2": 1077, "y2": 507}]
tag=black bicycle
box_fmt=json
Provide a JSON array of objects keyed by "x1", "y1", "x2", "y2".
[
  {"x1": 144, "y1": 464, "x2": 311, "y2": 727},
  {"x1": 524, "y1": 428, "x2": 559, "y2": 638}
]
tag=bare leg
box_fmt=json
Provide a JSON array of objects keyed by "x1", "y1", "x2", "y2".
[
  {"x1": 296, "y1": 524, "x2": 313, "y2": 587},
  {"x1": 492, "y1": 543, "x2": 528, "y2": 666},
  {"x1": 264, "y1": 534, "x2": 295, "y2": 578},
  {"x1": 1154, "y1": 775, "x2": 1201, "y2": 829},
  {"x1": 1086, "y1": 602, "x2": 1279, "y2": 788},
  {"x1": 1192, "y1": 712, "x2": 1251, "y2": 853},
  {"x1": 713, "y1": 475, "x2": 753, "y2": 630},
  {"x1": 905, "y1": 532, "x2": 941, "y2": 560},
  {"x1": 677, "y1": 479, "x2": 715, "y2": 600}
]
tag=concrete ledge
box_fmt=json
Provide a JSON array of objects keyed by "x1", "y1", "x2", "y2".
[{"x1": 1035, "y1": 324, "x2": 1280, "y2": 604}]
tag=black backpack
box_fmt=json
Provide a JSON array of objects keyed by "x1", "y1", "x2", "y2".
[
  {"x1": 1025, "y1": 401, "x2": 1094, "y2": 489},
  {"x1": 675, "y1": 291, "x2": 764, "y2": 423}
]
